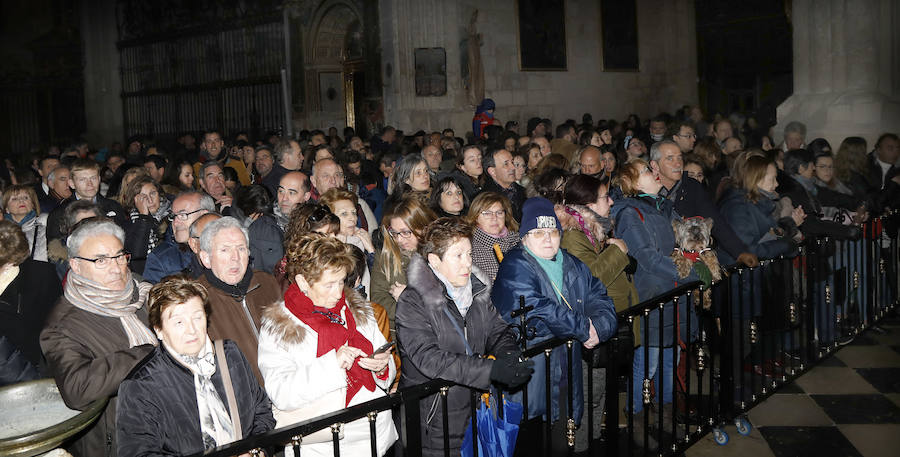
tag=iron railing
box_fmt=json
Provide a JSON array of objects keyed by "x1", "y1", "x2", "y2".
[{"x1": 196, "y1": 214, "x2": 898, "y2": 457}]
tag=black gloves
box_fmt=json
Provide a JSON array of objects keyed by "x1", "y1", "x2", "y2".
[{"x1": 489, "y1": 351, "x2": 534, "y2": 388}]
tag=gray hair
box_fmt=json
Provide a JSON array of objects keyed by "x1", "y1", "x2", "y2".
[
  {"x1": 48, "y1": 164, "x2": 70, "y2": 182},
  {"x1": 649, "y1": 139, "x2": 680, "y2": 162},
  {"x1": 67, "y1": 218, "x2": 125, "y2": 258},
  {"x1": 175, "y1": 190, "x2": 216, "y2": 213},
  {"x1": 198, "y1": 216, "x2": 249, "y2": 254},
  {"x1": 273, "y1": 138, "x2": 295, "y2": 165},
  {"x1": 783, "y1": 121, "x2": 807, "y2": 137},
  {"x1": 198, "y1": 161, "x2": 223, "y2": 180}
]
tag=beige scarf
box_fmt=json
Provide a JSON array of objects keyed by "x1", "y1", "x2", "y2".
[{"x1": 65, "y1": 272, "x2": 157, "y2": 347}]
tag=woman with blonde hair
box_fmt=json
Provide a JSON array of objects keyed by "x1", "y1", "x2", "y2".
[
  {"x1": 465, "y1": 192, "x2": 519, "y2": 281},
  {"x1": 370, "y1": 196, "x2": 435, "y2": 330},
  {"x1": 2, "y1": 184, "x2": 47, "y2": 261},
  {"x1": 258, "y1": 233, "x2": 396, "y2": 457}
]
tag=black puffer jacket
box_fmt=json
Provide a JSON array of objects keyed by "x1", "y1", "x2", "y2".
[
  {"x1": 396, "y1": 254, "x2": 518, "y2": 456},
  {"x1": 116, "y1": 339, "x2": 275, "y2": 456}
]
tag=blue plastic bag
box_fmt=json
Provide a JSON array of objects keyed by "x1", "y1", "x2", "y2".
[{"x1": 461, "y1": 396, "x2": 524, "y2": 457}]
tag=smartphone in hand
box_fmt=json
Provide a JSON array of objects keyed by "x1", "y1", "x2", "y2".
[{"x1": 368, "y1": 341, "x2": 395, "y2": 358}]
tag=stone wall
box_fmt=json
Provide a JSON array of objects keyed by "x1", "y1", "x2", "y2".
[
  {"x1": 379, "y1": 0, "x2": 698, "y2": 135},
  {"x1": 776, "y1": 0, "x2": 900, "y2": 150}
]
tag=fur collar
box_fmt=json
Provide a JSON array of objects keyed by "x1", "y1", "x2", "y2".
[
  {"x1": 405, "y1": 253, "x2": 491, "y2": 309},
  {"x1": 260, "y1": 287, "x2": 372, "y2": 346}
]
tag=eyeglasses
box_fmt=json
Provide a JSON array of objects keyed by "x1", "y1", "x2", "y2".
[
  {"x1": 480, "y1": 209, "x2": 506, "y2": 219},
  {"x1": 168, "y1": 208, "x2": 205, "y2": 221},
  {"x1": 389, "y1": 229, "x2": 414, "y2": 239},
  {"x1": 73, "y1": 252, "x2": 131, "y2": 269},
  {"x1": 528, "y1": 229, "x2": 560, "y2": 240}
]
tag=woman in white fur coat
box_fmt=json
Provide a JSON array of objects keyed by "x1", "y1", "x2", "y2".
[{"x1": 258, "y1": 233, "x2": 396, "y2": 457}]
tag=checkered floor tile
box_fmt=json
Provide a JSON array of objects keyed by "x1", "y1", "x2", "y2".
[{"x1": 686, "y1": 317, "x2": 900, "y2": 457}]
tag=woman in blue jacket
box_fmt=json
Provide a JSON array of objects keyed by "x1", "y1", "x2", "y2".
[
  {"x1": 609, "y1": 159, "x2": 698, "y2": 419},
  {"x1": 492, "y1": 197, "x2": 617, "y2": 430},
  {"x1": 718, "y1": 155, "x2": 801, "y2": 373}
]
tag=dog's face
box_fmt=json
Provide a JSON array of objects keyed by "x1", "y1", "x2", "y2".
[{"x1": 672, "y1": 217, "x2": 714, "y2": 251}]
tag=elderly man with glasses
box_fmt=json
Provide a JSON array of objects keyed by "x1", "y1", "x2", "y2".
[
  {"x1": 41, "y1": 218, "x2": 157, "y2": 456},
  {"x1": 142, "y1": 191, "x2": 215, "y2": 283}
]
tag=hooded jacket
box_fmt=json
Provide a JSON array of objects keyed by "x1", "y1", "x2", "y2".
[
  {"x1": 492, "y1": 246, "x2": 617, "y2": 423},
  {"x1": 396, "y1": 254, "x2": 518, "y2": 456}
]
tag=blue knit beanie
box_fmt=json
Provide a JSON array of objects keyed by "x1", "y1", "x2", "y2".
[{"x1": 519, "y1": 197, "x2": 561, "y2": 237}]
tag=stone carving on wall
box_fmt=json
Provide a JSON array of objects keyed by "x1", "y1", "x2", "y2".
[
  {"x1": 465, "y1": 10, "x2": 484, "y2": 106},
  {"x1": 516, "y1": 0, "x2": 567, "y2": 70}
]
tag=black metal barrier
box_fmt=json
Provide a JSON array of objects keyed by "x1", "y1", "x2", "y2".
[{"x1": 197, "y1": 216, "x2": 898, "y2": 457}]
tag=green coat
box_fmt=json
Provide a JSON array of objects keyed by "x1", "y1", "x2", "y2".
[
  {"x1": 561, "y1": 229, "x2": 640, "y2": 345},
  {"x1": 370, "y1": 251, "x2": 410, "y2": 333}
]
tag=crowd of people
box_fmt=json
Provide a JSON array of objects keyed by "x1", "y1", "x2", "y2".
[{"x1": 0, "y1": 99, "x2": 898, "y2": 456}]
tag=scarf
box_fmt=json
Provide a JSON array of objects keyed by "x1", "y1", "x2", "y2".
[
  {"x1": 284, "y1": 284, "x2": 374, "y2": 406},
  {"x1": 525, "y1": 245, "x2": 565, "y2": 302},
  {"x1": 564, "y1": 206, "x2": 596, "y2": 247},
  {"x1": 792, "y1": 174, "x2": 818, "y2": 197},
  {"x1": 5, "y1": 210, "x2": 35, "y2": 226},
  {"x1": 203, "y1": 266, "x2": 253, "y2": 300},
  {"x1": 165, "y1": 338, "x2": 235, "y2": 450},
  {"x1": 430, "y1": 265, "x2": 474, "y2": 317},
  {"x1": 65, "y1": 272, "x2": 156, "y2": 347}
]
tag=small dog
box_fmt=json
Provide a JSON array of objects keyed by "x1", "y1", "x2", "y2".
[{"x1": 671, "y1": 216, "x2": 722, "y2": 309}]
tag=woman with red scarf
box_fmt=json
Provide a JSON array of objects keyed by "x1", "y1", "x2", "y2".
[{"x1": 258, "y1": 233, "x2": 396, "y2": 457}]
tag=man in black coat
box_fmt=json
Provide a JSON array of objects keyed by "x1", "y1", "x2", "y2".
[
  {"x1": 650, "y1": 140, "x2": 759, "y2": 266},
  {"x1": 482, "y1": 147, "x2": 526, "y2": 222},
  {"x1": 45, "y1": 159, "x2": 128, "y2": 243},
  {"x1": 860, "y1": 133, "x2": 900, "y2": 216}
]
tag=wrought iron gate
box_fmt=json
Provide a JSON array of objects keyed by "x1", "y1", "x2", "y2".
[{"x1": 118, "y1": 10, "x2": 287, "y2": 141}]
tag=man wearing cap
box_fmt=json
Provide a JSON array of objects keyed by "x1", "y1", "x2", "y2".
[{"x1": 492, "y1": 197, "x2": 617, "y2": 434}]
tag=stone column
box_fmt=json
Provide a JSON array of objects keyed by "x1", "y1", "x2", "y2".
[
  {"x1": 776, "y1": 0, "x2": 900, "y2": 149},
  {"x1": 80, "y1": 0, "x2": 123, "y2": 147}
]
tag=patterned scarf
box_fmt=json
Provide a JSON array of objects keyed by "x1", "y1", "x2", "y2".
[
  {"x1": 165, "y1": 338, "x2": 235, "y2": 450},
  {"x1": 284, "y1": 284, "x2": 375, "y2": 405},
  {"x1": 564, "y1": 205, "x2": 596, "y2": 246},
  {"x1": 65, "y1": 272, "x2": 156, "y2": 347}
]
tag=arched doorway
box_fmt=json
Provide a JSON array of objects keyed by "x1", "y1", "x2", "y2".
[{"x1": 305, "y1": 1, "x2": 365, "y2": 133}]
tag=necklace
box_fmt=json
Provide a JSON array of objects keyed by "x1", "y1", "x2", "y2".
[{"x1": 313, "y1": 309, "x2": 345, "y2": 326}]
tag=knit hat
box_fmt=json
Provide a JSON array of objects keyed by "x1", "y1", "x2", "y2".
[{"x1": 519, "y1": 197, "x2": 561, "y2": 237}]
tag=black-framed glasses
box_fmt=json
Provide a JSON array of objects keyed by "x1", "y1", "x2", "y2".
[
  {"x1": 389, "y1": 229, "x2": 414, "y2": 239},
  {"x1": 73, "y1": 252, "x2": 131, "y2": 269},
  {"x1": 168, "y1": 208, "x2": 204, "y2": 221}
]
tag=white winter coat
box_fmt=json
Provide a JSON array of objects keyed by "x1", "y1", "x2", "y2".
[{"x1": 257, "y1": 289, "x2": 397, "y2": 457}]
